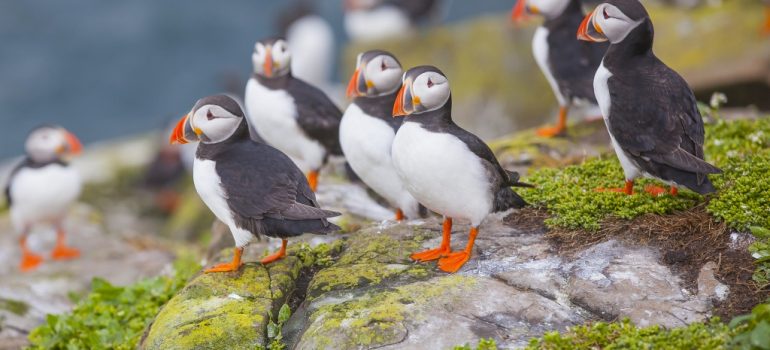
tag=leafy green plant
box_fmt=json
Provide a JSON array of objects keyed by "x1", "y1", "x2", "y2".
[
  {"x1": 27, "y1": 255, "x2": 200, "y2": 350},
  {"x1": 519, "y1": 158, "x2": 700, "y2": 230},
  {"x1": 729, "y1": 299, "x2": 770, "y2": 350},
  {"x1": 748, "y1": 226, "x2": 770, "y2": 287},
  {"x1": 453, "y1": 338, "x2": 498, "y2": 350},
  {"x1": 526, "y1": 318, "x2": 731, "y2": 350},
  {"x1": 263, "y1": 304, "x2": 292, "y2": 350}
]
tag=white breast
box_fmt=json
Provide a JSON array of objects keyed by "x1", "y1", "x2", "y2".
[
  {"x1": 391, "y1": 122, "x2": 493, "y2": 226},
  {"x1": 344, "y1": 6, "x2": 411, "y2": 42},
  {"x1": 287, "y1": 15, "x2": 334, "y2": 89},
  {"x1": 533, "y1": 26, "x2": 566, "y2": 106},
  {"x1": 244, "y1": 78, "x2": 326, "y2": 173},
  {"x1": 9, "y1": 163, "x2": 81, "y2": 232},
  {"x1": 193, "y1": 158, "x2": 254, "y2": 247},
  {"x1": 594, "y1": 62, "x2": 640, "y2": 180},
  {"x1": 340, "y1": 104, "x2": 421, "y2": 218}
]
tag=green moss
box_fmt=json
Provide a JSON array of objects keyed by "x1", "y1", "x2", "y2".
[
  {"x1": 27, "y1": 255, "x2": 200, "y2": 350},
  {"x1": 526, "y1": 318, "x2": 731, "y2": 350},
  {"x1": 0, "y1": 297, "x2": 29, "y2": 316},
  {"x1": 519, "y1": 158, "x2": 701, "y2": 230},
  {"x1": 454, "y1": 338, "x2": 499, "y2": 350},
  {"x1": 301, "y1": 275, "x2": 476, "y2": 349}
]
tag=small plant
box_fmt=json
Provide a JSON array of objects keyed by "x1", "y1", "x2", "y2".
[
  {"x1": 748, "y1": 226, "x2": 770, "y2": 287},
  {"x1": 262, "y1": 304, "x2": 291, "y2": 350},
  {"x1": 27, "y1": 255, "x2": 200, "y2": 350},
  {"x1": 453, "y1": 338, "x2": 498, "y2": 350},
  {"x1": 729, "y1": 299, "x2": 770, "y2": 350}
]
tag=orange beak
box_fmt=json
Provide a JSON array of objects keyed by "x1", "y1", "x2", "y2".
[
  {"x1": 263, "y1": 47, "x2": 273, "y2": 78},
  {"x1": 346, "y1": 68, "x2": 361, "y2": 98},
  {"x1": 64, "y1": 131, "x2": 82, "y2": 155},
  {"x1": 577, "y1": 9, "x2": 607, "y2": 42},
  {"x1": 511, "y1": 0, "x2": 528, "y2": 23},
  {"x1": 170, "y1": 114, "x2": 190, "y2": 144},
  {"x1": 392, "y1": 84, "x2": 407, "y2": 117}
]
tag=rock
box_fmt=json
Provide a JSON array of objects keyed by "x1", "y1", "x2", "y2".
[
  {"x1": 141, "y1": 255, "x2": 306, "y2": 350},
  {"x1": 697, "y1": 261, "x2": 729, "y2": 302}
]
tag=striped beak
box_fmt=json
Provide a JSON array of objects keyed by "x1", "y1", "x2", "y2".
[
  {"x1": 57, "y1": 129, "x2": 82, "y2": 155},
  {"x1": 392, "y1": 79, "x2": 417, "y2": 117},
  {"x1": 170, "y1": 114, "x2": 198, "y2": 144},
  {"x1": 577, "y1": 8, "x2": 608, "y2": 42}
]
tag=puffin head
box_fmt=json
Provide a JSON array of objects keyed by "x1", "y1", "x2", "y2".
[
  {"x1": 346, "y1": 50, "x2": 403, "y2": 98},
  {"x1": 252, "y1": 38, "x2": 292, "y2": 78},
  {"x1": 170, "y1": 95, "x2": 245, "y2": 145},
  {"x1": 25, "y1": 125, "x2": 82, "y2": 163},
  {"x1": 577, "y1": 0, "x2": 649, "y2": 44},
  {"x1": 512, "y1": 0, "x2": 572, "y2": 22},
  {"x1": 392, "y1": 66, "x2": 451, "y2": 117}
]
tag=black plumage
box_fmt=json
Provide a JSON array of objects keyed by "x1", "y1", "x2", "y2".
[
  {"x1": 599, "y1": 0, "x2": 720, "y2": 194},
  {"x1": 194, "y1": 96, "x2": 340, "y2": 239},
  {"x1": 544, "y1": 0, "x2": 608, "y2": 103},
  {"x1": 353, "y1": 90, "x2": 403, "y2": 132}
]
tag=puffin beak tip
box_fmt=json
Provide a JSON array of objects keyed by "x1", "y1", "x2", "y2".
[
  {"x1": 346, "y1": 68, "x2": 361, "y2": 99},
  {"x1": 170, "y1": 114, "x2": 190, "y2": 145}
]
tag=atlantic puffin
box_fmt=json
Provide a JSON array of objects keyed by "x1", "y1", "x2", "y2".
[
  {"x1": 391, "y1": 66, "x2": 530, "y2": 273},
  {"x1": 344, "y1": 0, "x2": 441, "y2": 42},
  {"x1": 340, "y1": 50, "x2": 423, "y2": 221},
  {"x1": 170, "y1": 95, "x2": 340, "y2": 272},
  {"x1": 4, "y1": 125, "x2": 83, "y2": 272},
  {"x1": 245, "y1": 37, "x2": 343, "y2": 192},
  {"x1": 577, "y1": 0, "x2": 721, "y2": 195},
  {"x1": 512, "y1": 0, "x2": 608, "y2": 137}
]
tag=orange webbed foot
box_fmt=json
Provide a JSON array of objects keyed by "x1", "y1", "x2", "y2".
[
  {"x1": 260, "y1": 251, "x2": 286, "y2": 265},
  {"x1": 536, "y1": 124, "x2": 567, "y2": 138},
  {"x1": 204, "y1": 262, "x2": 242, "y2": 273},
  {"x1": 410, "y1": 246, "x2": 450, "y2": 262},
  {"x1": 644, "y1": 185, "x2": 667, "y2": 197},
  {"x1": 437, "y1": 251, "x2": 471, "y2": 273},
  {"x1": 20, "y1": 253, "x2": 44, "y2": 272},
  {"x1": 595, "y1": 180, "x2": 634, "y2": 195},
  {"x1": 51, "y1": 245, "x2": 80, "y2": 260}
]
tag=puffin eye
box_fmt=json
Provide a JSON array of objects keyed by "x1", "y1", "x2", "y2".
[
  {"x1": 427, "y1": 78, "x2": 434, "y2": 88},
  {"x1": 381, "y1": 60, "x2": 387, "y2": 71},
  {"x1": 603, "y1": 8, "x2": 610, "y2": 19},
  {"x1": 206, "y1": 110, "x2": 215, "y2": 120}
]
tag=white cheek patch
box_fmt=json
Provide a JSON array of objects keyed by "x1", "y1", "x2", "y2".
[
  {"x1": 412, "y1": 73, "x2": 450, "y2": 112},
  {"x1": 596, "y1": 5, "x2": 644, "y2": 44},
  {"x1": 529, "y1": 0, "x2": 570, "y2": 18},
  {"x1": 365, "y1": 60, "x2": 402, "y2": 94}
]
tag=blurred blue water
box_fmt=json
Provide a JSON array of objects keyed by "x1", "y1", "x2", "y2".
[{"x1": 0, "y1": 0, "x2": 512, "y2": 159}]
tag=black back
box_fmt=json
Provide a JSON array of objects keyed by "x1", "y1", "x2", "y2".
[
  {"x1": 255, "y1": 73, "x2": 343, "y2": 156},
  {"x1": 544, "y1": 0, "x2": 608, "y2": 103},
  {"x1": 600, "y1": 4, "x2": 720, "y2": 193}
]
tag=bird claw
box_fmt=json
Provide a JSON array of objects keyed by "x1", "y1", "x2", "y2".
[
  {"x1": 437, "y1": 251, "x2": 471, "y2": 273},
  {"x1": 204, "y1": 262, "x2": 242, "y2": 273},
  {"x1": 410, "y1": 247, "x2": 450, "y2": 262},
  {"x1": 260, "y1": 251, "x2": 286, "y2": 265}
]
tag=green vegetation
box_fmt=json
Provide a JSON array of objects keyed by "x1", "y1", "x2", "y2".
[
  {"x1": 519, "y1": 158, "x2": 701, "y2": 230},
  {"x1": 730, "y1": 299, "x2": 770, "y2": 350},
  {"x1": 749, "y1": 227, "x2": 770, "y2": 287},
  {"x1": 453, "y1": 338, "x2": 498, "y2": 350},
  {"x1": 526, "y1": 318, "x2": 732, "y2": 350},
  {"x1": 27, "y1": 255, "x2": 200, "y2": 350},
  {"x1": 260, "y1": 304, "x2": 291, "y2": 350}
]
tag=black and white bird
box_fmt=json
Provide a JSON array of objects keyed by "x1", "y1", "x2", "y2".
[
  {"x1": 391, "y1": 66, "x2": 530, "y2": 273},
  {"x1": 577, "y1": 0, "x2": 721, "y2": 196},
  {"x1": 170, "y1": 95, "x2": 340, "y2": 272},
  {"x1": 344, "y1": 0, "x2": 441, "y2": 42},
  {"x1": 512, "y1": 0, "x2": 608, "y2": 137},
  {"x1": 340, "y1": 50, "x2": 423, "y2": 221},
  {"x1": 245, "y1": 37, "x2": 343, "y2": 192},
  {"x1": 5, "y1": 125, "x2": 83, "y2": 272}
]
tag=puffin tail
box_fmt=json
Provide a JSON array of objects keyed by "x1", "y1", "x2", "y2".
[
  {"x1": 505, "y1": 170, "x2": 535, "y2": 188},
  {"x1": 494, "y1": 187, "x2": 528, "y2": 212},
  {"x1": 683, "y1": 174, "x2": 718, "y2": 195}
]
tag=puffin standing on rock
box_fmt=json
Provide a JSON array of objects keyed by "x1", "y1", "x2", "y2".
[
  {"x1": 512, "y1": 0, "x2": 608, "y2": 137},
  {"x1": 5, "y1": 125, "x2": 83, "y2": 272},
  {"x1": 170, "y1": 95, "x2": 340, "y2": 272},
  {"x1": 245, "y1": 37, "x2": 343, "y2": 192},
  {"x1": 578, "y1": 0, "x2": 721, "y2": 195},
  {"x1": 391, "y1": 66, "x2": 530, "y2": 273},
  {"x1": 340, "y1": 50, "x2": 423, "y2": 221}
]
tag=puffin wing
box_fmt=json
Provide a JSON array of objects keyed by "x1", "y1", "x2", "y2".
[
  {"x1": 608, "y1": 65, "x2": 720, "y2": 176},
  {"x1": 215, "y1": 142, "x2": 340, "y2": 221},
  {"x1": 288, "y1": 78, "x2": 344, "y2": 155},
  {"x1": 447, "y1": 124, "x2": 527, "y2": 187}
]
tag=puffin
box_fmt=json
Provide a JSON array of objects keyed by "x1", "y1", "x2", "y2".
[
  {"x1": 4, "y1": 125, "x2": 83, "y2": 272},
  {"x1": 344, "y1": 0, "x2": 441, "y2": 42},
  {"x1": 512, "y1": 0, "x2": 609, "y2": 137},
  {"x1": 390, "y1": 66, "x2": 530, "y2": 273},
  {"x1": 245, "y1": 37, "x2": 343, "y2": 192},
  {"x1": 276, "y1": 1, "x2": 336, "y2": 91},
  {"x1": 577, "y1": 0, "x2": 721, "y2": 196},
  {"x1": 170, "y1": 94, "x2": 340, "y2": 272},
  {"x1": 340, "y1": 50, "x2": 423, "y2": 221}
]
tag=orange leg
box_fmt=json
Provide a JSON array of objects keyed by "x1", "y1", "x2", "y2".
[
  {"x1": 438, "y1": 226, "x2": 479, "y2": 273},
  {"x1": 762, "y1": 6, "x2": 770, "y2": 36},
  {"x1": 205, "y1": 247, "x2": 243, "y2": 273},
  {"x1": 596, "y1": 179, "x2": 634, "y2": 195},
  {"x1": 411, "y1": 217, "x2": 452, "y2": 262},
  {"x1": 395, "y1": 209, "x2": 405, "y2": 221},
  {"x1": 645, "y1": 184, "x2": 678, "y2": 197},
  {"x1": 536, "y1": 106, "x2": 568, "y2": 137},
  {"x1": 307, "y1": 171, "x2": 319, "y2": 192},
  {"x1": 51, "y1": 228, "x2": 80, "y2": 260},
  {"x1": 261, "y1": 239, "x2": 288, "y2": 264},
  {"x1": 19, "y1": 234, "x2": 43, "y2": 272}
]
